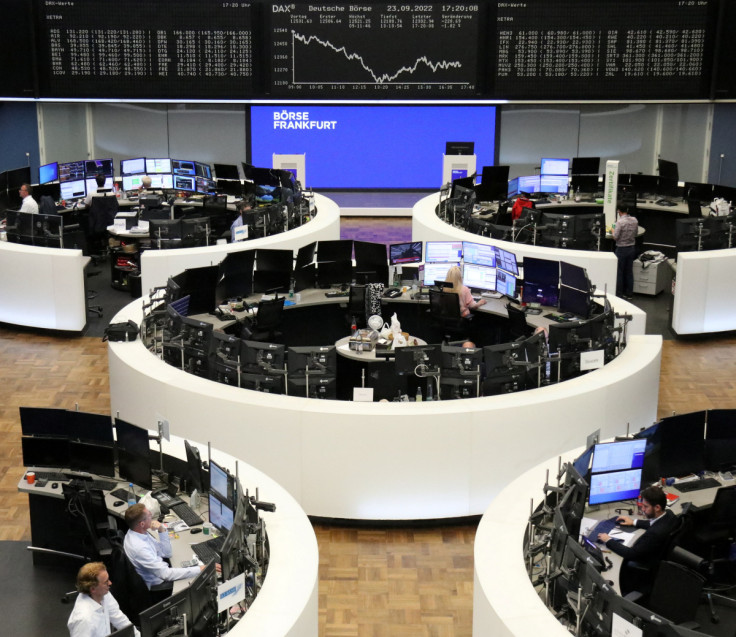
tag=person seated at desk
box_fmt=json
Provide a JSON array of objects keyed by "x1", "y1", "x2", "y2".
[
  {"x1": 123, "y1": 503, "x2": 202, "y2": 589},
  {"x1": 84, "y1": 174, "x2": 112, "y2": 207},
  {"x1": 67, "y1": 561, "x2": 140, "y2": 637},
  {"x1": 230, "y1": 196, "x2": 254, "y2": 242},
  {"x1": 598, "y1": 485, "x2": 679, "y2": 592},
  {"x1": 446, "y1": 265, "x2": 487, "y2": 317},
  {"x1": 19, "y1": 183, "x2": 38, "y2": 214}
]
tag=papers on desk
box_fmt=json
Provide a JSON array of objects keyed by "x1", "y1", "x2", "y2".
[
  {"x1": 580, "y1": 516, "x2": 637, "y2": 547},
  {"x1": 168, "y1": 519, "x2": 190, "y2": 533},
  {"x1": 612, "y1": 612, "x2": 642, "y2": 637}
]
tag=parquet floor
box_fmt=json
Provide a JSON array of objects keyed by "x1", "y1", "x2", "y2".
[{"x1": 1, "y1": 324, "x2": 735, "y2": 636}]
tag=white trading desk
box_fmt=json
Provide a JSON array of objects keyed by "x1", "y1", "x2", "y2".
[
  {"x1": 139, "y1": 193, "x2": 340, "y2": 293},
  {"x1": 0, "y1": 239, "x2": 90, "y2": 331},
  {"x1": 109, "y1": 290, "x2": 661, "y2": 520},
  {"x1": 19, "y1": 434, "x2": 319, "y2": 637}
]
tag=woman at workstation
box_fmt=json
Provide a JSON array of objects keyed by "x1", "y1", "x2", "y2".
[{"x1": 446, "y1": 265, "x2": 487, "y2": 317}]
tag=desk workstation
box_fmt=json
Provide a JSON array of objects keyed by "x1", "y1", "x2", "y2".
[
  {"x1": 474, "y1": 409, "x2": 736, "y2": 637},
  {"x1": 17, "y1": 409, "x2": 318, "y2": 637}
]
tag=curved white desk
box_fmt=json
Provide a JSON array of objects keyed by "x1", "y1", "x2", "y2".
[
  {"x1": 672, "y1": 247, "x2": 736, "y2": 335},
  {"x1": 410, "y1": 194, "x2": 651, "y2": 332},
  {"x1": 149, "y1": 434, "x2": 317, "y2": 637},
  {"x1": 0, "y1": 239, "x2": 90, "y2": 331},
  {"x1": 109, "y1": 293, "x2": 662, "y2": 520},
  {"x1": 140, "y1": 193, "x2": 340, "y2": 293}
]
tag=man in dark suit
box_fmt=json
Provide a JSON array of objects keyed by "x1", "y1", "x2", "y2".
[{"x1": 598, "y1": 485, "x2": 678, "y2": 593}]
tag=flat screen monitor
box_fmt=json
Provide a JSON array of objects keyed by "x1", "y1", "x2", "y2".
[
  {"x1": 195, "y1": 177, "x2": 216, "y2": 195},
  {"x1": 39, "y1": 162, "x2": 58, "y2": 184},
  {"x1": 214, "y1": 163, "x2": 240, "y2": 180},
  {"x1": 67, "y1": 410, "x2": 114, "y2": 443},
  {"x1": 560, "y1": 261, "x2": 590, "y2": 293},
  {"x1": 395, "y1": 345, "x2": 440, "y2": 376},
  {"x1": 496, "y1": 270, "x2": 517, "y2": 297},
  {"x1": 173, "y1": 175, "x2": 196, "y2": 191},
  {"x1": 22, "y1": 436, "x2": 70, "y2": 468},
  {"x1": 573, "y1": 446, "x2": 595, "y2": 478},
  {"x1": 570, "y1": 174, "x2": 600, "y2": 194},
  {"x1": 425, "y1": 241, "x2": 462, "y2": 263},
  {"x1": 20, "y1": 406, "x2": 68, "y2": 437},
  {"x1": 450, "y1": 176, "x2": 476, "y2": 200},
  {"x1": 295, "y1": 242, "x2": 317, "y2": 269},
  {"x1": 188, "y1": 560, "x2": 218, "y2": 632},
  {"x1": 480, "y1": 165, "x2": 510, "y2": 186},
  {"x1": 571, "y1": 157, "x2": 600, "y2": 175},
  {"x1": 705, "y1": 409, "x2": 736, "y2": 470},
  {"x1": 540, "y1": 158, "x2": 569, "y2": 176},
  {"x1": 59, "y1": 160, "x2": 86, "y2": 183},
  {"x1": 445, "y1": 141, "x2": 474, "y2": 155},
  {"x1": 317, "y1": 240, "x2": 352, "y2": 263},
  {"x1": 591, "y1": 440, "x2": 646, "y2": 474},
  {"x1": 462, "y1": 262, "x2": 496, "y2": 293},
  {"x1": 493, "y1": 246, "x2": 518, "y2": 275},
  {"x1": 522, "y1": 257, "x2": 559, "y2": 306},
  {"x1": 217, "y1": 249, "x2": 256, "y2": 292},
  {"x1": 683, "y1": 182, "x2": 714, "y2": 202},
  {"x1": 658, "y1": 158, "x2": 679, "y2": 182},
  {"x1": 115, "y1": 418, "x2": 152, "y2": 490},
  {"x1": 423, "y1": 262, "x2": 456, "y2": 287},
  {"x1": 517, "y1": 175, "x2": 540, "y2": 194},
  {"x1": 658, "y1": 411, "x2": 707, "y2": 478},
  {"x1": 60, "y1": 179, "x2": 86, "y2": 200},
  {"x1": 588, "y1": 468, "x2": 643, "y2": 506},
  {"x1": 507, "y1": 177, "x2": 520, "y2": 198},
  {"x1": 120, "y1": 157, "x2": 145, "y2": 176},
  {"x1": 354, "y1": 240, "x2": 387, "y2": 267},
  {"x1": 256, "y1": 248, "x2": 294, "y2": 272},
  {"x1": 145, "y1": 158, "x2": 172, "y2": 174},
  {"x1": 440, "y1": 344, "x2": 482, "y2": 377},
  {"x1": 462, "y1": 241, "x2": 496, "y2": 267},
  {"x1": 629, "y1": 173, "x2": 660, "y2": 196},
  {"x1": 172, "y1": 159, "x2": 196, "y2": 176},
  {"x1": 84, "y1": 158, "x2": 114, "y2": 178},
  {"x1": 195, "y1": 162, "x2": 212, "y2": 179},
  {"x1": 241, "y1": 341, "x2": 286, "y2": 374},
  {"x1": 540, "y1": 175, "x2": 570, "y2": 194},
  {"x1": 148, "y1": 173, "x2": 174, "y2": 190},
  {"x1": 208, "y1": 492, "x2": 234, "y2": 534},
  {"x1": 84, "y1": 176, "x2": 114, "y2": 193},
  {"x1": 558, "y1": 286, "x2": 591, "y2": 319},
  {"x1": 69, "y1": 441, "x2": 116, "y2": 477},
  {"x1": 389, "y1": 241, "x2": 422, "y2": 266},
  {"x1": 208, "y1": 459, "x2": 232, "y2": 505},
  {"x1": 139, "y1": 584, "x2": 192, "y2": 637},
  {"x1": 122, "y1": 175, "x2": 144, "y2": 191},
  {"x1": 288, "y1": 345, "x2": 336, "y2": 376},
  {"x1": 184, "y1": 440, "x2": 206, "y2": 493}
]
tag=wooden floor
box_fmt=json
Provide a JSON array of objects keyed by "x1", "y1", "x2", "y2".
[{"x1": 1, "y1": 323, "x2": 735, "y2": 636}]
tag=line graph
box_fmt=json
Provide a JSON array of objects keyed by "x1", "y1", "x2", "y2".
[{"x1": 269, "y1": 3, "x2": 482, "y2": 97}]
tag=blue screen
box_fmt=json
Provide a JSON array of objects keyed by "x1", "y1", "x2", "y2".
[
  {"x1": 39, "y1": 162, "x2": 58, "y2": 184},
  {"x1": 251, "y1": 106, "x2": 496, "y2": 189}
]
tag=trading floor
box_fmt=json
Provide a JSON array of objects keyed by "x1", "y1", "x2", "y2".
[{"x1": 2, "y1": 216, "x2": 736, "y2": 637}]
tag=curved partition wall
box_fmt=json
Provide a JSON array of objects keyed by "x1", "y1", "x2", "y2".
[
  {"x1": 0, "y1": 240, "x2": 89, "y2": 331},
  {"x1": 162, "y1": 434, "x2": 318, "y2": 637},
  {"x1": 109, "y1": 294, "x2": 662, "y2": 520},
  {"x1": 409, "y1": 194, "x2": 649, "y2": 331},
  {"x1": 672, "y1": 248, "x2": 736, "y2": 335},
  {"x1": 140, "y1": 193, "x2": 341, "y2": 292}
]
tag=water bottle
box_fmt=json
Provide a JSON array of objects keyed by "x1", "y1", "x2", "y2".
[
  {"x1": 415, "y1": 387, "x2": 423, "y2": 402},
  {"x1": 127, "y1": 483, "x2": 136, "y2": 507},
  {"x1": 426, "y1": 382, "x2": 434, "y2": 402}
]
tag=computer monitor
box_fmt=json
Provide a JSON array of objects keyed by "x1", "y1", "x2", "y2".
[
  {"x1": 571, "y1": 157, "x2": 600, "y2": 175},
  {"x1": 657, "y1": 177, "x2": 680, "y2": 200},
  {"x1": 496, "y1": 270, "x2": 517, "y2": 297},
  {"x1": 84, "y1": 176, "x2": 114, "y2": 193},
  {"x1": 572, "y1": 446, "x2": 595, "y2": 478},
  {"x1": 172, "y1": 159, "x2": 196, "y2": 176},
  {"x1": 462, "y1": 241, "x2": 496, "y2": 267},
  {"x1": 425, "y1": 241, "x2": 462, "y2": 264},
  {"x1": 705, "y1": 409, "x2": 736, "y2": 470},
  {"x1": 184, "y1": 439, "x2": 207, "y2": 493},
  {"x1": 388, "y1": 241, "x2": 422, "y2": 266},
  {"x1": 208, "y1": 459, "x2": 234, "y2": 505},
  {"x1": 570, "y1": 174, "x2": 600, "y2": 194},
  {"x1": 522, "y1": 257, "x2": 559, "y2": 306},
  {"x1": 173, "y1": 175, "x2": 195, "y2": 191},
  {"x1": 195, "y1": 162, "x2": 212, "y2": 180},
  {"x1": 507, "y1": 177, "x2": 520, "y2": 199},
  {"x1": 59, "y1": 179, "x2": 86, "y2": 201},
  {"x1": 588, "y1": 468, "x2": 643, "y2": 506},
  {"x1": 217, "y1": 250, "x2": 255, "y2": 301},
  {"x1": 440, "y1": 344, "x2": 482, "y2": 378},
  {"x1": 540, "y1": 175, "x2": 570, "y2": 194},
  {"x1": 214, "y1": 163, "x2": 240, "y2": 180},
  {"x1": 354, "y1": 240, "x2": 387, "y2": 267},
  {"x1": 422, "y1": 262, "x2": 456, "y2": 287},
  {"x1": 462, "y1": 262, "x2": 496, "y2": 294},
  {"x1": 149, "y1": 219, "x2": 182, "y2": 249},
  {"x1": 482, "y1": 341, "x2": 528, "y2": 395},
  {"x1": 19, "y1": 406, "x2": 69, "y2": 437},
  {"x1": 591, "y1": 440, "x2": 646, "y2": 474},
  {"x1": 181, "y1": 217, "x2": 209, "y2": 247},
  {"x1": 286, "y1": 375, "x2": 336, "y2": 399},
  {"x1": 39, "y1": 162, "x2": 58, "y2": 184},
  {"x1": 59, "y1": 160, "x2": 86, "y2": 183},
  {"x1": 187, "y1": 559, "x2": 218, "y2": 634},
  {"x1": 658, "y1": 158, "x2": 679, "y2": 182},
  {"x1": 139, "y1": 584, "x2": 192, "y2": 637},
  {"x1": 67, "y1": 410, "x2": 114, "y2": 443},
  {"x1": 145, "y1": 158, "x2": 172, "y2": 174},
  {"x1": 208, "y1": 491, "x2": 234, "y2": 534},
  {"x1": 317, "y1": 240, "x2": 352, "y2": 263},
  {"x1": 540, "y1": 158, "x2": 570, "y2": 176},
  {"x1": 295, "y1": 242, "x2": 317, "y2": 269},
  {"x1": 195, "y1": 177, "x2": 216, "y2": 195},
  {"x1": 121, "y1": 175, "x2": 144, "y2": 191},
  {"x1": 84, "y1": 158, "x2": 114, "y2": 178},
  {"x1": 657, "y1": 411, "x2": 707, "y2": 478},
  {"x1": 558, "y1": 286, "x2": 591, "y2": 319},
  {"x1": 69, "y1": 441, "x2": 116, "y2": 477},
  {"x1": 22, "y1": 436, "x2": 71, "y2": 468},
  {"x1": 493, "y1": 246, "x2": 518, "y2": 275},
  {"x1": 288, "y1": 345, "x2": 336, "y2": 376},
  {"x1": 517, "y1": 175, "x2": 540, "y2": 193},
  {"x1": 120, "y1": 157, "x2": 146, "y2": 176},
  {"x1": 241, "y1": 341, "x2": 286, "y2": 374},
  {"x1": 394, "y1": 345, "x2": 440, "y2": 376},
  {"x1": 254, "y1": 248, "x2": 293, "y2": 294},
  {"x1": 115, "y1": 418, "x2": 152, "y2": 490},
  {"x1": 628, "y1": 173, "x2": 660, "y2": 197}
]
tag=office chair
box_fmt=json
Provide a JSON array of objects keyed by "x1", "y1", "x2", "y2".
[
  {"x1": 247, "y1": 296, "x2": 286, "y2": 342},
  {"x1": 347, "y1": 284, "x2": 367, "y2": 329},
  {"x1": 85, "y1": 195, "x2": 119, "y2": 262},
  {"x1": 429, "y1": 289, "x2": 468, "y2": 343},
  {"x1": 693, "y1": 485, "x2": 736, "y2": 559},
  {"x1": 506, "y1": 303, "x2": 533, "y2": 339}
]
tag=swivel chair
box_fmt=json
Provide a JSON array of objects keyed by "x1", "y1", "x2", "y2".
[
  {"x1": 429, "y1": 289, "x2": 468, "y2": 343},
  {"x1": 247, "y1": 297, "x2": 286, "y2": 342},
  {"x1": 347, "y1": 284, "x2": 367, "y2": 329},
  {"x1": 506, "y1": 303, "x2": 534, "y2": 339},
  {"x1": 87, "y1": 195, "x2": 119, "y2": 261},
  {"x1": 693, "y1": 485, "x2": 736, "y2": 562}
]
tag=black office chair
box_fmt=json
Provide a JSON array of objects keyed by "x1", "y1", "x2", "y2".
[
  {"x1": 347, "y1": 284, "x2": 367, "y2": 329},
  {"x1": 247, "y1": 297, "x2": 286, "y2": 342},
  {"x1": 693, "y1": 485, "x2": 736, "y2": 559},
  {"x1": 429, "y1": 289, "x2": 468, "y2": 343},
  {"x1": 506, "y1": 303, "x2": 533, "y2": 339},
  {"x1": 87, "y1": 195, "x2": 119, "y2": 261},
  {"x1": 61, "y1": 483, "x2": 118, "y2": 561}
]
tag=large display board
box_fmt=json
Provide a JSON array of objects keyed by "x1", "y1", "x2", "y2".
[
  {"x1": 34, "y1": 0, "x2": 255, "y2": 99},
  {"x1": 1, "y1": 0, "x2": 731, "y2": 100}
]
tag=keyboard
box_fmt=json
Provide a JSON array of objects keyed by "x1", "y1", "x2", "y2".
[
  {"x1": 586, "y1": 516, "x2": 619, "y2": 542},
  {"x1": 171, "y1": 502, "x2": 204, "y2": 526},
  {"x1": 90, "y1": 478, "x2": 118, "y2": 491},
  {"x1": 32, "y1": 470, "x2": 71, "y2": 482},
  {"x1": 674, "y1": 477, "x2": 721, "y2": 493},
  {"x1": 192, "y1": 535, "x2": 225, "y2": 563},
  {"x1": 110, "y1": 488, "x2": 139, "y2": 502}
]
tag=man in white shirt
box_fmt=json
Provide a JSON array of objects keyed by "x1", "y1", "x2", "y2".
[
  {"x1": 19, "y1": 183, "x2": 39, "y2": 214},
  {"x1": 67, "y1": 562, "x2": 139, "y2": 637},
  {"x1": 84, "y1": 174, "x2": 111, "y2": 207},
  {"x1": 123, "y1": 503, "x2": 202, "y2": 589}
]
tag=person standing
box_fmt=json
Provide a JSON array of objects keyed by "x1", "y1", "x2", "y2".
[
  {"x1": 67, "y1": 562, "x2": 140, "y2": 637},
  {"x1": 613, "y1": 205, "x2": 638, "y2": 299}
]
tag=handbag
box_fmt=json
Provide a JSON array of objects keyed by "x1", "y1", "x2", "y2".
[{"x1": 103, "y1": 320, "x2": 139, "y2": 342}]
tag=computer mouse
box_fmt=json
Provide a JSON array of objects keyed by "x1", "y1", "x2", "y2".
[
  {"x1": 190, "y1": 528, "x2": 202, "y2": 534},
  {"x1": 51, "y1": 482, "x2": 58, "y2": 489},
  {"x1": 113, "y1": 500, "x2": 124, "y2": 507}
]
